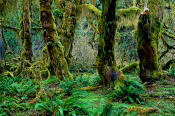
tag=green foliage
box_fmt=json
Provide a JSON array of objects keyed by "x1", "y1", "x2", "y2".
[
  {"x1": 76, "y1": 74, "x2": 100, "y2": 87},
  {"x1": 117, "y1": 27, "x2": 138, "y2": 65},
  {"x1": 108, "y1": 78, "x2": 146, "y2": 103},
  {"x1": 4, "y1": 30, "x2": 22, "y2": 54},
  {"x1": 34, "y1": 91, "x2": 109, "y2": 116},
  {"x1": 53, "y1": 8, "x2": 63, "y2": 19},
  {"x1": 34, "y1": 94, "x2": 64, "y2": 115},
  {"x1": 0, "y1": 76, "x2": 39, "y2": 97},
  {"x1": 59, "y1": 78, "x2": 77, "y2": 96},
  {"x1": 168, "y1": 64, "x2": 175, "y2": 77},
  {"x1": 107, "y1": 103, "x2": 132, "y2": 116},
  {"x1": 0, "y1": 76, "x2": 39, "y2": 114},
  {"x1": 58, "y1": 74, "x2": 100, "y2": 96}
]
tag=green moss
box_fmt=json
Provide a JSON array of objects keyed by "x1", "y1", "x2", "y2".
[
  {"x1": 121, "y1": 62, "x2": 139, "y2": 73},
  {"x1": 118, "y1": 6, "x2": 140, "y2": 18},
  {"x1": 40, "y1": 0, "x2": 72, "y2": 80},
  {"x1": 136, "y1": 10, "x2": 163, "y2": 82},
  {"x1": 150, "y1": 37, "x2": 159, "y2": 69},
  {"x1": 80, "y1": 4, "x2": 101, "y2": 17},
  {"x1": 152, "y1": 71, "x2": 163, "y2": 80}
]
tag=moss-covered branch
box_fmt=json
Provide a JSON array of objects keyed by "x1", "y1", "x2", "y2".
[
  {"x1": 162, "y1": 31, "x2": 175, "y2": 40},
  {"x1": 87, "y1": 18, "x2": 99, "y2": 34},
  {"x1": 117, "y1": 6, "x2": 140, "y2": 18},
  {"x1": 121, "y1": 62, "x2": 139, "y2": 73},
  {"x1": 78, "y1": 4, "x2": 101, "y2": 17},
  {"x1": 159, "y1": 36, "x2": 175, "y2": 60},
  {"x1": 40, "y1": 0, "x2": 72, "y2": 80}
]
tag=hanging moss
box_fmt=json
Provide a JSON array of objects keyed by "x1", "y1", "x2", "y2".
[
  {"x1": 79, "y1": 4, "x2": 101, "y2": 17},
  {"x1": 117, "y1": 6, "x2": 140, "y2": 18}
]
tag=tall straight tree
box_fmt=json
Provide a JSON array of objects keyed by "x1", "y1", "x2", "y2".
[
  {"x1": 40, "y1": 0, "x2": 72, "y2": 80},
  {"x1": 96, "y1": 0, "x2": 126, "y2": 88},
  {"x1": 137, "y1": 0, "x2": 163, "y2": 83},
  {"x1": 21, "y1": 0, "x2": 33, "y2": 62}
]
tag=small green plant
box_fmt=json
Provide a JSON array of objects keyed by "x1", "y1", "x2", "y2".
[
  {"x1": 108, "y1": 78, "x2": 146, "y2": 103},
  {"x1": 34, "y1": 91, "x2": 109, "y2": 116},
  {"x1": 34, "y1": 94, "x2": 64, "y2": 115},
  {"x1": 76, "y1": 74, "x2": 100, "y2": 87},
  {"x1": 0, "y1": 76, "x2": 39, "y2": 98},
  {"x1": 59, "y1": 78, "x2": 77, "y2": 96},
  {"x1": 168, "y1": 64, "x2": 175, "y2": 77}
]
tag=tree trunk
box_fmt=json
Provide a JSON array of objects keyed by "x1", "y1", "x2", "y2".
[
  {"x1": 137, "y1": 0, "x2": 163, "y2": 83},
  {"x1": 40, "y1": 0, "x2": 72, "y2": 80},
  {"x1": 21, "y1": 0, "x2": 33, "y2": 62},
  {"x1": 56, "y1": 0, "x2": 81, "y2": 66},
  {"x1": 96, "y1": 0, "x2": 126, "y2": 89}
]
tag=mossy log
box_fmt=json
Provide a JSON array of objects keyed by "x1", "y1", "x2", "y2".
[
  {"x1": 121, "y1": 62, "x2": 139, "y2": 73},
  {"x1": 40, "y1": 0, "x2": 72, "y2": 80},
  {"x1": 137, "y1": 10, "x2": 163, "y2": 83},
  {"x1": 127, "y1": 106, "x2": 159, "y2": 115},
  {"x1": 79, "y1": 86, "x2": 102, "y2": 91}
]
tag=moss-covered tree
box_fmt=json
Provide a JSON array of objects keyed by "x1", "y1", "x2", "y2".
[
  {"x1": 20, "y1": 0, "x2": 33, "y2": 62},
  {"x1": 55, "y1": 0, "x2": 82, "y2": 66},
  {"x1": 55, "y1": 0, "x2": 102, "y2": 66},
  {"x1": 40, "y1": 0, "x2": 72, "y2": 80},
  {"x1": 96, "y1": 0, "x2": 126, "y2": 89},
  {"x1": 136, "y1": 0, "x2": 163, "y2": 83}
]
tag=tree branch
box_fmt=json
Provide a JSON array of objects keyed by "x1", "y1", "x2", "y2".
[
  {"x1": 159, "y1": 36, "x2": 175, "y2": 60},
  {"x1": 162, "y1": 31, "x2": 175, "y2": 40}
]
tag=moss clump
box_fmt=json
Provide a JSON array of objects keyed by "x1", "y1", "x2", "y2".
[
  {"x1": 152, "y1": 71, "x2": 163, "y2": 80},
  {"x1": 118, "y1": 6, "x2": 141, "y2": 18},
  {"x1": 79, "y1": 4, "x2": 101, "y2": 17},
  {"x1": 121, "y1": 62, "x2": 139, "y2": 73}
]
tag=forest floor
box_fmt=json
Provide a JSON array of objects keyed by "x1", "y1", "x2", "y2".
[{"x1": 0, "y1": 71, "x2": 175, "y2": 115}]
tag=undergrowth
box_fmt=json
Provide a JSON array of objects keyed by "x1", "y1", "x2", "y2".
[
  {"x1": 108, "y1": 77, "x2": 146, "y2": 104},
  {"x1": 0, "y1": 73, "x2": 175, "y2": 115}
]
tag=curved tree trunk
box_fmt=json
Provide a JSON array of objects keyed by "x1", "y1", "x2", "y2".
[
  {"x1": 137, "y1": 1, "x2": 163, "y2": 83},
  {"x1": 56, "y1": 0, "x2": 82, "y2": 66},
  {"x1": 40, "y1": 0, "x2": 72, "y2": 80},
  {"x1": 21, "y1": 0, "x2": 33, "y2": 62},
  {"x1": 96, "y1": 0, "x2": 126, "y2": 89}
]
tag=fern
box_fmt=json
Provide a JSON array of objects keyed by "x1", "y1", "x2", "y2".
[{"x1": 108, "y1": 78, "x2": 146, "y2": 103}]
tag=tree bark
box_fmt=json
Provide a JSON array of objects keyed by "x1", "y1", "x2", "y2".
[
  {"x1": 21, "y1": 0, "x2": 33, "y2": 62},
  {"x1": 96, "y1": 0, "x2": 126, "y2": 88},
  {"x1": 40, "y1": 0, "x2": 72, "y2": 80},
  {"x1": 136, "y1": 0, "x2": 163, "y2": 83},
  {"x1": 56, "y1": 0, "x2": 82, "y2": 66}
]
